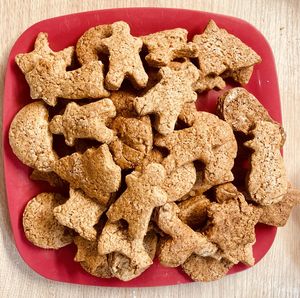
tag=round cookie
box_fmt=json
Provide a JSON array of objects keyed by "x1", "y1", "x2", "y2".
[
  {"x1": 182, "y1": 255, "x2": 233, "y2": 282},
  {"x1": 23, "y1": 193, "x2": 73, "y2": 249},
  {"x1": 9, "y1": 101, "x2": 58, "y2": 172}
]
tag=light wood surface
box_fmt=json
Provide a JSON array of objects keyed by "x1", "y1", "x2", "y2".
[{"x1": 1, "y1": 1, "x2": 299, "y2": 297}]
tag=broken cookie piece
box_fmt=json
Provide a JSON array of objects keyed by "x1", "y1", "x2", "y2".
[
  {"x1": 257, "y1": 185, "x2": 300, "y2": 226},
  {"x1": 53, "y1": 144, "x2": 121, "y2": 205},
  {"x1": 98, "y1": 221, "x2": 153, "y2": 281},
  {"x1": 109, "y1": 115, "x2": 153, "y2": 169},
  {"x1": 54, "y1": 188, "x2": 106, "y2": 241},
  {"x1": 156, "y1": 203, "x2": 218, "y2": 267},
  {"x1": 49, "y1": 99, "x2": 116, "y2": 146},
  {"x1": 74, "y1": 236, "x2": 112, "y2": 278},
  {"x1": 23, "y1": 192, "x2": 73, "y2": 249},
  {"x1": 182, "y1": 254, "x2": 234, "y2": 282}
]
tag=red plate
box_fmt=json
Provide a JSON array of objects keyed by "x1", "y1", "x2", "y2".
[{"x1": 3, "y1": 8, "x2": 279, "y2": 287}]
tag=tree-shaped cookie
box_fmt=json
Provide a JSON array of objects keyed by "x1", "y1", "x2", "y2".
[
  {"x1": 16, "y1": 32, "x2": 109, "y2": 106},
  {"x1": 53, "y1": 144, "x2": 121, "y2": 205},
  {"x1": 142, "y1": 28, "x2": 198, "y2": 67},
  {"x1": 135, "y1": 61, "x2": 199, "y2": 135},
  {"x1": 54, "y1": 188, "x2": 106, "y2": 241},
  {"x1": 49, "y1": 99, "x2": 116, "y2": 146},
  {"x1": 101, "y1": 21, "x2": 148, "y2": 90},
  {"x1": 156, "y1": 202, "x2": 218, "y2": 267},
  {"x1": 193, "y1": 20, "x2": 261, "y2": 79},
  {"x1": 106, "y1": 163, "x2": 168, "y2": 239},
  {"x1": 244, "y1": 121, "x2": 288, "y2": 205}
]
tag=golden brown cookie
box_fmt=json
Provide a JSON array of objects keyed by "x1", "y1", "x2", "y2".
[
  {"x1": 30, "y1": 169, "x2": 65, "y2": 188},
  {"x1": 214, "y1": 183, "x2": 240, "y2": 203},
  {"x1": 217, "y1": 87, "x2": 282, "y2": 135},
  {"x1": 49, "y1": 99, "x2": 116, "y2": 146},
  {"x1": 155, "y1": 105, "x2": 237, "y2": 191},
  {"x1": 221, "y1": 66, "x2": 254, "y2": 85},
  {"x1": 23, "y1": 192, "x2": 72, "y2": 249},
  {"x1": 163, "y1": 162, "x2": 197, "y2": 202},
  {"x1": 257, "y1": 185, "x2": 300, "y2": 226},
  {"x1": 178, "y1": 195, "x2": 211, "y2": 229},
  {"x1": 245, "y1": 121, "x2": 288, "y2": 205},
  {"x1": 206, "y1": 195, "x2": 261, "y2": 265},
  {"x1": 76, "y1": 24, "x2": 112, "y2": 65},
  {"x1": 156, "y1": 203, "x2": 217, "y2": 267},
  {"x1": 74, "y1": 236, "x2": 112, "y2": 278},
  {"x1": 135, "y1": 61, "x2": 199, "y2": 135},
  {"x1": 193, "y1": 72, "x2": 226, "y2": 93},
  {"x1": 134, "y1": 149, "x2": 164, "y2": 172},
  {"x1": 16, "y1": 33, "x2": 109, "y2": 106},
  {"x1": 101, "y1": 21, "x2": 148, "y2": 90},
  {"x1": 98, "y1": 221, "x2": 153, "y2": 281},
  {"x1": 142, "y1": 28, "x2": 198, "y2": 67},
  {"x1": 193, "y1": 20, "x2": 261, "y2": 77},
  {"x1": 54, "y1": 188, "x2": 106, "y2": 241},
  {"x1": 108, "y1": 229, "x2": 158, "y2": 281},
  {"x1": 182, "y1": 255, "x2": 234, "y2": 282},
  {"x1": 9, "y1": 101, "x2": 58, "y2": 172},
  {"x1": 53, "y1": 144, "x2": 121, "y2": 205},
  {"x1": 109, "y1": 90, "x2": 139, "y2": 118},
  {"x1": 106, "y1": 163, "x2": 168, "y2": 239},
  {"x1": 109, "y1": 115, "x2": 153, "y2": 169}
]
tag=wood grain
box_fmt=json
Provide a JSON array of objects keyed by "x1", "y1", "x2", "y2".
[{"x1": 0, "y1": 1, "x2": 299, "y2": 297}]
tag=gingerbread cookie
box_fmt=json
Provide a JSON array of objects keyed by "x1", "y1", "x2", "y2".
[
  {"x1": 49, "y1": 99, "x2": 116, "y2": 146},
  {"x1": 98, "y1": 221, "x2": 153, "y2": 281},
  {"x1": 53, "y1": 144, "x2": 121, "y2": 205},
  {"x1": 109, "y1": 115, "x2": 153, "y2": 169},
  {"x1": 54, "y1": 188, "x2": 106, "y2": 241},
  {"x1": 74, "y1": 236, "x2": 112, "y2": 278},
  {"x1": 193, "y1": 20, "x2": 261, "y2": 77},
  {"x1": 182, "y1": 255, "x2": 234, "y2": 282},
  {"x1": 157, "y1": 203, "x2": 218, "y2": 267},
  {"x1": 135, "y1": 61, "x2": 199, "y2": 135},
  {"x1": 221, "y1": 66, "x2": 254, "y2": 85},
  {"x1": 142, "y1": 28, "x2": 198, "y2": 67},
  {"x1": 101, "y1": 21, "x2": 148, "y2": 90},
  {"x1": 206, "y1": 195, "x2": 261, "y2": 265},
  {"x1": 106, "y1": 163, "x2": 168, "y2": 239},
  {"x1": 9, "y1": 101, "x2": 58, "y2": 172},
  {"x1": 23, "y1": 192, "x2": 72, "y2": 249},
  {"x1": 76, "y1": 24, "x2": 112, "y2": 65},
  {"x1": 245, "y1": 121, "x2": 288, "y2": 205}
]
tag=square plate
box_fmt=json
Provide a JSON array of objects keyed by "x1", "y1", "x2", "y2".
[{"x1": 3, "y1": 8, "x2": 279, "y2": 287}]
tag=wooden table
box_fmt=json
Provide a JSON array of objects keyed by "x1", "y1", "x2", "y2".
[{"x1": 1, "y1": 1, "x2": 299, "y2": 297}]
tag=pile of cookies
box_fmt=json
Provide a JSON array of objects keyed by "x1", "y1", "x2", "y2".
[{"x1": 9, "y1": 20, "x2": 300, "y2": 282}]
